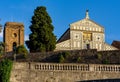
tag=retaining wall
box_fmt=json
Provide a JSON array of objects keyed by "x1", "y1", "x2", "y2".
[{"x1": 10, "y1": 62, "x2": 120, "y2": 82}]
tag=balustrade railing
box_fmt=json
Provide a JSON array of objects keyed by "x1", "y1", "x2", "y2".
[
  {"x1": 93, "y1": 64, "x2": 120, "y2": 72},
  {"x1": 34, "y1": 63, "x2": 89, "y2": 71},
  {"x1": 14, "y1": 62, "x2": 120, "y2": 72},
  {"x1": 33, "y1": 63, "x2": 120, "y2": 72}
]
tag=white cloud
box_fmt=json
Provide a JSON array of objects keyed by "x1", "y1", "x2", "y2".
[
  {"x1": 0, "y1": 29, "x2": 3, "y2": 41},
  {"x1": 0, "y1": 29, "x2": 3, "y2": 38},
  {"x1": 24, "y1": 35, "x2": 29, "y2": 41}
]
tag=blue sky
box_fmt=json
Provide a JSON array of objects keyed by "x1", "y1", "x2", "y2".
[{"x1": 0, "y1": 0, "x2": 120, "y2": 45}]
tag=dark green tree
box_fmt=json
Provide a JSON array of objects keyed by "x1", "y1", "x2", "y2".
[
  {"x1": 16, "y1": 45, "x2": 28, "y2": 58},
  {"x1": 26, "y1": 6, "x2": 56, "y2": 52}
]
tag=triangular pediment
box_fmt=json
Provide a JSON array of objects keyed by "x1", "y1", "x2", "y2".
[
  {"x1": 70, "y1": 18, "x2": 104, "y2": 32},
  {"x1": 70, "y1": 18, "x2": 104, "y2": 29}
]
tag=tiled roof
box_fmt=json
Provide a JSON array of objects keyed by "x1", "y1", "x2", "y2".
[{"x1": 111, "y1": 40, "x2": 120, "y2": 49}]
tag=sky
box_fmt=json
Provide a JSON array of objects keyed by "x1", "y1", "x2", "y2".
[{"x1": 0, "y1": 0, "x2": 120, "y2": 45}]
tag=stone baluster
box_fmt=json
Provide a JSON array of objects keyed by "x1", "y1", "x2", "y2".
[
  {"x1": 61, "y1": 65, "x2": 63, "y2": 70},
  {"x1": 83, "y1": 65, "x2": 85, "y2": 71},
  {"x1": 78, "y1": 65, "x2": 80, "y2": 70},
  {"x1": 72, "y1": 65, "x2": 74, "y2": 70},
  {"x1": 43, "y1": 65, "x2": 45, "y2": 70},
  {"x1": 101, "y1": 66, "x2": 102, "y2": 71},
  {"x1": 39, "y1": 64, "x2": 41, "y2": 70},
  {"x1": 53, "y1": 65, "x2": 54, "y2": 70},
  {"x1": 74, "y1": 65, "x2": 76, "y2": 70},
  {"x1": 65, "y1": 65, "x2": 66, "y2": 70},
  {"x1": 116, "y1": 66, "x2": 118, "y2": 72},
  {"x1": 55, "y1": 64, "x2": 57, "y2": 70},
  {"x1": 114, "y1": 66, "x2": 116, "y2": 71},
  {"x1": 45, "y1": 65, "x2": 47, "y2": 70},
  {"x1": 68, "y1": 65, "x2": 70, "y2": 70},
  {"x1": 77, "y1": 65, "x2": 78, "y2": 70},
  {"x1": 106, "y1": 66, "x2": 108, "y2": 71},
  {"x1": 102, "y1": 66, "x2": 104, "y2": 71},
  {"x1": 48, "y1": 65, "x2": 50, "y2": 70},
  {"x1": 41, "y1": 64, "x2": 42, "y2": 70},
  {"x1": 84, "y1": 65, "x2": 86, "y2": 71},
  {"x1": 57, "y1": 64, "x2": 58, "y2": 70},
  {"x1": 117, "y1": 66, "x2": 119, "y2": 72},
  {"x1": 109, "y1": 66, "x2": 111, "y2": 71},
  {"x1": 43, "y1": 64, "x2": 44, "y2": 70},
  {"x1": 111, "y1": 66, "x2": 113, "y2": 72},
  {"x1": 73, "y1": 65, "x2": 75, "y2": 70},
  {"x1": 60, "y1": 65, "x2": 62, "y2": 70},
  {"x1": 66, "y1": 65, "x2": 68, "y2": 70},
  {"x1": 70, "y1": 65, "x2": 72, "y2": 70},
  {"x1": 58, "y1": 65, "x2": 60, "y2": 70},
  {"x1": 107, "y1": 66, "x2": 109, "y2": 71},
  {"x1": 62, "y1": 65, "x2": 64, "y2": 70},
  {"x1": 50, "y1": 65, "x2": 52, "y2": 70},
  {"x1": 81, "y1": 65, "x2": 83, "y2": 71},
  {"x1": 95, "y1": 65, "x2": 97, "y2": 71}
]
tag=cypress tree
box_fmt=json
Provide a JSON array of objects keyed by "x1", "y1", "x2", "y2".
[{"x1": 26, "y1": 6, "x2": 56, "y2": 52}]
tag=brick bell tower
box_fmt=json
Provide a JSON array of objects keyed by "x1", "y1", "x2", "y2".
[{"x1": 3, "y1": 22, "x2": 24, "y2": 52}]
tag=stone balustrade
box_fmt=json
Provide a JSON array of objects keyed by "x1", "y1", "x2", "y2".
[
  {"x1": 93, "y1": 64, "x2": 120, "y2": 72},
  {"x1": 29, "y1": 63, "x2": 120, "y2": 72},
  {"x1": 13, "y1": 62, "x2": 120, "y2": 72},
  {"x1": 34, "y1": 63, "x2": 89, "y2": 71}
]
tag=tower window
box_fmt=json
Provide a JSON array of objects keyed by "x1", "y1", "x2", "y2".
[{"x1": 13, "y1": 33, "x2": 17, "y2": 37}]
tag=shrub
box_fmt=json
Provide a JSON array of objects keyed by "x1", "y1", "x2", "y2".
[
  {"x1": 103, "y1": 59, "x2": 109, "y2": 64},
  {"x1": 63, "y1": 51, "x2": 70, "y2": 58},
  {"x1": 16, "y1": 45, "x2": 28, "y2": 58},
  {"x1": 59, "y1": 54, "x2": 65, "y2": 63},
  {"x1": 76, "y1": 57, "x2": 81, "y2": 63},
  {"x1": 97, "y1": 53, "x2": 102, "y2": 60},
  {"x1": 0, "y1": 42, "x2": 5, "y2": 57},
  {"x1": 0, "y1": 59, "x2": 13, "y2": 82}
]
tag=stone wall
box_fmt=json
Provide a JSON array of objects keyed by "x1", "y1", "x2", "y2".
[{"x1": 10, "y1": 62, "x2": 120, "y2": 82}]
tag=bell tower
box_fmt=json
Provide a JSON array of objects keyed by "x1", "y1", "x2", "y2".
[{"x1": 3, "y1": 22, "x2": 24, "y2": 52}]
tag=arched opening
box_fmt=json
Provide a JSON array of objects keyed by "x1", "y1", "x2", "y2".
[
  {"x1": 86, "y1": 44, "x2": 90, "y2": 49},
  {"x1": 13, "y1": 42, "x2": 17, "y2": 52}
]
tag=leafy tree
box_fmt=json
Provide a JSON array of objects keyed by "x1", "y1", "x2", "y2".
[
  {"x1": 0, "y1": 42, "x2": 5, "y2": 57},
  {"x1": 26, "y1": 6, "x2": 56, "y2": 52},
  {"x1": 16, "y1": 45, "x2": 28, "y2": 58}
]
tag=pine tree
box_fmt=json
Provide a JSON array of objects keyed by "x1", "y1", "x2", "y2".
[{"x1": 26, "y1": 6, "x2": 56, "y2": 52}]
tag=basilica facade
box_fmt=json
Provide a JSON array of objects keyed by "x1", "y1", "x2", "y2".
[{"x1": 56, "y1": 10, "x2": 117, "y2": 51}]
